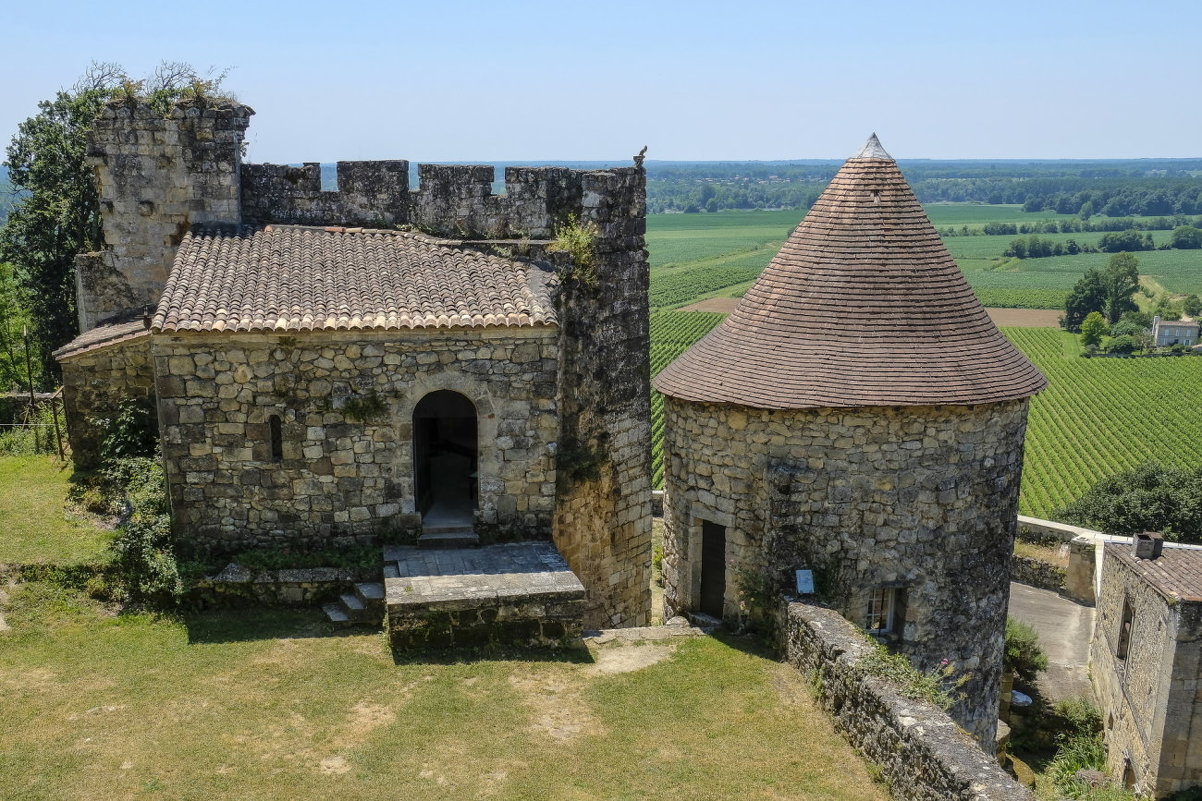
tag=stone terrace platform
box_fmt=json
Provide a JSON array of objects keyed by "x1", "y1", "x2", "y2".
[{"x1": 384, "y1": 542, "x2": 586, "y2": 650}]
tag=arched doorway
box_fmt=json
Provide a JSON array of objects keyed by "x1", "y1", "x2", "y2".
[{"x1": 413, "y1": 390, "x2": 478, "y2": 529}]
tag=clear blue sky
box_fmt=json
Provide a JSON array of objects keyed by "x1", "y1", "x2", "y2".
[{"x1": 4, "y1": 0, "x2": 1199, "y2": 163}]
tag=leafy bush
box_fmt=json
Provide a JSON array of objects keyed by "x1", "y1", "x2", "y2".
[
  {"x1": 1057, "y1": 461, "x2": 1202, "y2": 543},
  {"x1": 105, "y1": 456, "x2": 180, "y2": 607},
  {"x1": 91, "y1": 397, "x2": 157, "y2": 460},
  {"x1": 1004, "y1": 618, "x2": 1049, "y2": 684},
  {"x1": 1102, "y1": 335, "x2": 1140, "y2": 354},
  {"x1": 854, "y1": 639, "x2": 967, "y2": 711},
  {"x1": 1043, "y1": 731, "x2": 1109, "y2": 798}
]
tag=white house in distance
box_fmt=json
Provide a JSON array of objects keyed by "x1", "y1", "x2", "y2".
[{"x1": 1151, "y1": 316, "x2": 1199, "y2": 347}]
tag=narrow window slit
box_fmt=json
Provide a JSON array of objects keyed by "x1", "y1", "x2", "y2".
[{"x1": 269, "y1": 414, "x2": 283, "y2": 462}]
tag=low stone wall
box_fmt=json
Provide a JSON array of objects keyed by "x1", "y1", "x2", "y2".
[
  {"x1": 1017, "y1": 516, "x2": 1098, "y2": 546},
  {"x1": 1010, "y1": 554, "x2": 1067, "y2": 594},
  {"x1": 782, "y1": 601, "x2": 1033, "y2": 801},
  {"x1": 186, "y1": 563, "x2": 380, "y2": 607}
]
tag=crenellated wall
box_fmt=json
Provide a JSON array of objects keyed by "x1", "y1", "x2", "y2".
[
  {"x1": 241, "y1": 161, "x2": 409, "y2": 228},
  {"x1": 70, "y1": 96, "x2": 653, "y2": 629}
]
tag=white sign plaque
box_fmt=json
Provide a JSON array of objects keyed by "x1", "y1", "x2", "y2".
[{"x1": 795, "y1": 569, "x2": 815, "y2": 595}]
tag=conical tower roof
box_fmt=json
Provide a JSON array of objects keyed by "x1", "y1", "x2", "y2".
[{"x1": 653, "y1": 135, "x2": 1047, "y2": 409}]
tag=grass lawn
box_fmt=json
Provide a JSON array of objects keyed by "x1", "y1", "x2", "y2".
[
  {"x1": 0, "y1": 585, "x2": 886, "y2": 801},
  {"x1": 0, "y1": 456, "x2": 112, "y2": 565}
]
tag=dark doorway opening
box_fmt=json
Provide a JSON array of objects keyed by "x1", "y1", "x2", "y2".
[
  {"x1": 413, "y1": 390, "x2": 478, "y2": 528},
  {"x1": 700, "y1": 520, "x2": 726, "y2": 618}
]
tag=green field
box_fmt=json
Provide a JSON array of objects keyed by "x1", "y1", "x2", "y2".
[
  {"x1": 648, "y1": 313, "x2": 1202, "y2": 518},
  {"x1": 647, "y1": 204, "x2": 1202, "y2": 312}
]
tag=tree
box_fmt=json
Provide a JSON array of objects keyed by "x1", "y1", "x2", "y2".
[
  {"x1": 1100, "y1": 252, "x2": 1140, "y2": 324},
  {"x1": 0, "y1": 62, "x2": 227, "y2": 385},
  {"x1": 1183, "y1": 294, "x2": 1202, "y2": 317},
  {"x1": 1080, "y1": 312, "x2": 1107, "y2": 348},
  {"x1": 0, "y1": 63, "x2": 124, "y2": 383},
  {"x1": 1170, "y1": 225, "x2": 1202, "y2": 249},
  {"x1": 1057, "y1": 462, "x2": 1202, "y2": 544},
  {"x1": 1062, "y1": 268, "x2": 1107, "y2": 331}
]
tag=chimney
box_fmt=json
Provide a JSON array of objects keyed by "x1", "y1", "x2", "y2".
[{"x1": 1134, "y1": 531, "x2": 1164, "y2": 560}]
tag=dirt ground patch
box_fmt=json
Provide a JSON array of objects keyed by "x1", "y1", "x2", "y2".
[
  {"x1": 985, "y1": 308, "x2": 1061, "y2": 327},
  {"x1": 681, "y1": 296, "x2": 740, "y2": 313}
]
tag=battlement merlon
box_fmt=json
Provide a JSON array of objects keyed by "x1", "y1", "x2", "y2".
[{"x1": 242, "y1": 161, "x2": 645, "y2": 241}]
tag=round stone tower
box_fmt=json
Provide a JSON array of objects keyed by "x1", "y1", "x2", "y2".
[{"x1": 653, "y1": 135, "x2": 1046, "y2": 747}]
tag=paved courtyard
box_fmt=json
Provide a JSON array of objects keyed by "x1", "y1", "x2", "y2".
[{"x1": 1008, "y1": 582, "x2": 1096, "y2": 701}]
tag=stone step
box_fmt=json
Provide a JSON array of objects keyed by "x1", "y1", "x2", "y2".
[
  {"x1": 355, "y1": 581, "x2": 385, "y2": 603},
  {"x1": 418, "y1": 531, "x2": 480, "y2": 549},
  {"x1": 340, "y1": 592, "x2": 366, "y2": 613},
  {"x1": 685, "y1": 611, "x2": 723, "y2": 631},
  {"x1": 423, "y1": 522, "x2": 476, "y2": 535},
  {"x1": 322, "y1": 602, "x2": 351, "y2": 626},
  {"x1": 383, "y1": 563, "x2": 400, "y2": 579}
]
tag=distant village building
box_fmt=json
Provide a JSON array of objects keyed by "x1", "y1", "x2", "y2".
[
  {"x1": 54, "y1": 97, "x2": 653, "y2": 630},
  {"x1": 653, "y1": 134, "x2": 1047, "y2": 749},
  {"x1": 1151, "y1": 316, "x2": 1199, "y2": 347},
  {"x1": 1091, "y1": 536, "x2": 1202, "y2": 798}
]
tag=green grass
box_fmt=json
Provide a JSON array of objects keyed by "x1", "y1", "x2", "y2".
[
  {"x1": 0, "y1": 456, "x2": 112, "y2": 565},
  {"x1": 923, "y1": 204, "x2": 1078, "y2": 227},
  {"x1": 0, "y1": 587, "x2": 886, "y2": 801}
]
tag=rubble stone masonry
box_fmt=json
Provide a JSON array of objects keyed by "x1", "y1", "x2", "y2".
[
  {"x1": 152, "y1": 327, "x2": 558, "y2": 551},
  {"x1": 661, "y1": 397, "x2": 1030, "y2": 746}
]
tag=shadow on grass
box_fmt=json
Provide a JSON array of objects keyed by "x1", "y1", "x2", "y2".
[
  {"x1": 181, "y1": 606, "x2": 369, "y2": 644},
  {"x1": 390, "y1": 641, "x2": 596, "y2": 667}
]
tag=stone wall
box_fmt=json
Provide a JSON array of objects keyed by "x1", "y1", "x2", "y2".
[
  {"x1": 551, "y1": 167, "x2": 652, "y2": 629},
  {"x1": 79, "y1": 99, "x2": 251, "y2": 329},
  {"x1": 152, "y1": 327, "x2": 558, "y2": 552},
  {"x1": 1011, "y1": 554, "x2": 1067, "y2": 594},
  {"x1": 783, "y1": 601, "x2": 1033, "y2": 801},
  {"x1": 661, "y1": 398, "x2": 1030, "y2": 747},
  {"x1": 59, "y1": 335, "x2": 154, "y2": 469},
  {"x1": 241, "y1": 161, "x2": 409, "y2": 228},
  {"x1": 186, "y1": 563, "x2": 379, "y2": 608},
  {"x1": 1091, "y1": 548, "x2": 1202, "y2": 797}
]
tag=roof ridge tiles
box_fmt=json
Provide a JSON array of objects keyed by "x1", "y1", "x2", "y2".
[{"x1": 653, "y1": 137, "x2": 1047, "y2": 410}]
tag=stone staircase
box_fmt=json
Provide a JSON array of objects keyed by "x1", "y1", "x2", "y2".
[
  {"x1": 416, "y1": 523, "x2": 479, "y2": 549},
  {"x1": 321, "y1": 580, "x2": 386, "y2": 626}
]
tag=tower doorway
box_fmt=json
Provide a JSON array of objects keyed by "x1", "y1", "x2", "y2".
[
  {"x1": 699, "y1": 520, "x2": 726, "y2": 618},
  {"x1": 413, "y1": 390, "x2": 478, "y2": 529}
]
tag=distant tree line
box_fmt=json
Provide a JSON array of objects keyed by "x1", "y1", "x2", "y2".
[
  {"x1": 942, "y1": 214, "x2": 1202, "y2": 237},
  {"x1": 645, "y1": 159, "x2": 1202, "y2": 215}
]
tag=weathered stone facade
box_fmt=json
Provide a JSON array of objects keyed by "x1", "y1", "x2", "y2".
[
  {"x1": 58, "y1": 331, "x2": 153, "y2": 469},
  {"x1": 60, "y1": 96, "x2": 652, "y2": 630},
  {"x1": 661, "y1": 398, "x2": 1030, "y2": 746},
  {"x1": 782, "y1": 601, "x2": 1033, "y2": 801},
  {"x1": 78, "y1": 100, "x2": 251, "y2": 330},
  {"x1": 153, "y1": 327, "x2": 558, "y2": 549},
  {"x1": 1091, "y1": 545, "x2": 1202, "y2": 797}
]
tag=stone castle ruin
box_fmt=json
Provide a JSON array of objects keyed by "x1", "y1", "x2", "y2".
[
  {"x1": 56, "y1": 97, "x2": 1048, "y2": 764},
  {"x1": 653, "y1": 135, "x2": 1047, "y2": 747},
  {"x1": 55, "y1": 96, "x2": 652, "y2": 630}
]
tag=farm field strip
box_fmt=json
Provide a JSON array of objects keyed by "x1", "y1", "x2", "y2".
[
  {"x1": 647, "y1": 315, "x2": 1202, "y2": 519},
  {"x1": 647, "y1": 205, "x2": 1202, "y2": 313}
]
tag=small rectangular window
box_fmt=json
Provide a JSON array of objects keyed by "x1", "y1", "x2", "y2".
[
  {"x1": 269, "y1": 414, "x2": 283, "y2": 462},
  {"x1": 1116, "y1": 598, "x2": 1133, "y2": 661},
  {"x1": 867, "y1": 588, "x2": 896, "y2": 634}
]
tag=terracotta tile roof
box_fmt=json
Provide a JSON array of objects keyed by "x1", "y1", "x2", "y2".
[
  {"x1": 53, "y1": 318, "x2": 149, "y2": 360},
  {"x1": 1108, "y1": 542, "x2": 1202, "y2": 603},
  {"x1": 152, "y1": 225, "x2": 558, "y2": 333},
  {"x1": 653, "y1": 135, "x2": 1048, "y2": 409}
]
